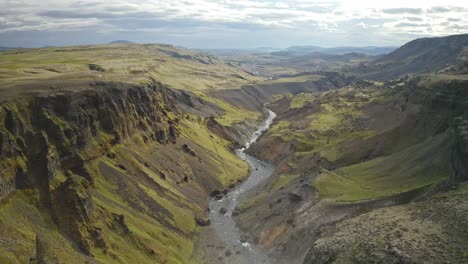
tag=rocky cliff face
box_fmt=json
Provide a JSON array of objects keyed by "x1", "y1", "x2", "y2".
[
  {"x1": 0, "y1": 81, "x2": 177, "y2": 201},
  {"x1": 0, "y1": 79, "x2": 263, "y2": 263},
  {"x1": 0, "y1": 81, "x2": 187, "y2": 259}
]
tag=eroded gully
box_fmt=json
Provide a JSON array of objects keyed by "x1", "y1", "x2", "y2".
[{"x1": 208, "y1": 109, "x2": 277, "y2": 264}]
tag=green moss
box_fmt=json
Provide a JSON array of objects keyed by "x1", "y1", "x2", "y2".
[
  {"x1": 138, "y1": 184, "x2": 196, "y2": 234},
  {"x1": 312, "y1": 132, "x2": 454, "y2": 202},
  {"x1": 0, "y1": 157, "x2": 27, "y2": 182},
  {"x1": 262, "y1": 74, "x2": 322, "y2": 85},
  {"x1": 193, "y1": 92, "x2": 261, "y2": 126},
  {"x1": 271, "y1": 174, "x2": 299, "y2": 191},
  {"x1": 0, "y1": 190, "x2": 90, "y2": 264},
  {"x1": 0, "y1": 44, "x2": 263, "y2": 98},
  {"x1": 313, "y1": 170, "x2": 384, "y2": 202},
  {"x1": 290, "y1": 93, "x2": 317, "y2": 108},
  {"x1": 47, "y1": 113, "x2": 70, "y2": 130},
  {"x1": 267, "y1": 92, "x2": 377, "y2": 163},
  {"x1": 93, "y1": 176, "x2": 195, "y2": 264},
  {"x1": 179, "y1": 119, "x2": 249, "y2": 185}
]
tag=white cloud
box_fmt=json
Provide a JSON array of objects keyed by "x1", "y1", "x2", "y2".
[{"x1": 0, "y1": 0, "x2": 467, "y2": 47}]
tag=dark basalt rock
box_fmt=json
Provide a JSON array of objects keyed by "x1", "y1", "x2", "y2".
[
  {"x1": 195, "y1": 215, "x2": 211, "y2": 226},
  {"x1": 90, "y1": 227, "x2": 107, "y2": 248},
  {"x1": 117, "y1": 164, "x2": 127, "y2": 171},
  {"x1": 0, "y1": 80, "x2": 196, "y2": 260},
  {"x1": 211, "y1": 190, "x2": 224, "y2": 200},
  {"x1": 288, "y1": 192, "x2": 303, "y2": 203},
  {"x1": 52, "y1": 176, "x2": 95, "y2": 254},
  {"x1": 182, "y1": 144, "x2": 196, "y2": 156},
  {"x1": 30, "y1": 234, "x2": 59, "y2": 264},
  {"x1": 183, "y1": 175, "x2": 190, "y2": 183},
  {"x1": 168, "y1": 124, "x2": 178, "y2": 144},
  {"x1": 232, "y1": 208, "x2": 240, "y2": 217},
  {"x1": 155, "y1": 129, "x2": 166, "y2": 144},
  {"x1": 113, "y1": 213, "x2": 130, "y2": 234},
  {"x1": 219, "y1": 207, "x2": 228, "y2": 215}
]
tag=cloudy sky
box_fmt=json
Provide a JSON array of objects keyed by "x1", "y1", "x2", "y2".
[{"x1": 0, "y1": 0, "x2": 467, "y2": 48}]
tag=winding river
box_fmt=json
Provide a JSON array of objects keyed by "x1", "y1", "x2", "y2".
[{"x1": 209, "y1": 109, "x2": 277, "y2": 264}]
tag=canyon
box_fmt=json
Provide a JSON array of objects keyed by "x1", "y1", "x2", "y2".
[{"x1": 0, "y1": 34, "x2": 467, "y2": 264}]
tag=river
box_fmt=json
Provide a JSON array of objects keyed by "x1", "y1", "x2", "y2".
[{"x1": 208, "y1": 109, "x2": 277, "y2": 264}]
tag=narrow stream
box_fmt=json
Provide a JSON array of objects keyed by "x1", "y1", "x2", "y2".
[{"x1": 209, "y1": 109, "x2": 277, "y2": 264}]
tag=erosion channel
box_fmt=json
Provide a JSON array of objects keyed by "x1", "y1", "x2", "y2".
[{"x1": 208, "y1": 109, "x2": 277, "y2": 264}]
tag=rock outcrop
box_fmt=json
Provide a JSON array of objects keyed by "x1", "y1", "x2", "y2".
[
  {"x1": 52, "y1": 175, "x2": 97, "y2": 254},
  {"x1": 0, "y1": 80, "x2": 183, "y2": 256},
  {"x1": 0, "y1": 81, "x2": 180, "y2": 201}
]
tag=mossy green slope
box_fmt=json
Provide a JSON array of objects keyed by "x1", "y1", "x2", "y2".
[
  {"x1": 251, "y1": 75, "x2": 467, "y2": 201},
  {"x1": 0, "y1": 44, "x2": 264, "y2": 127},
  {"x1": 0, "y1": 44, "x2": 267, "y2": 263},
  {"x1": 314, "y1": 130, "x2": 454, "y2": 202},
  {"x1": 235, "y1": 74, "x2": 468, "y2": 262}
]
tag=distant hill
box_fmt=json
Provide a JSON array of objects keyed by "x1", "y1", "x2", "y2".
[
  {"x1": 358, "y1": 34, "x2": 468, "y2": 80},
  {"x1": 201, "y1": 47, "x2": 282, "y2": 55},
  {"x1": 0, "y1": 47, "x2": 13, "y2": 51},
  {"x1": 279, "y1": 46, "x2": 396, "y2": 56},
  {"x1": 108, "y1": 40, "x2": 134, "y2": 44}
]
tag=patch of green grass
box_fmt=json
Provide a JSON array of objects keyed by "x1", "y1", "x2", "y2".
[
  {"x1": 192, "y1": 91, "x2": 261, "y2": 126},
  {"x1": 93, "y1": 175, "x2": 195, "y2": 264},
  {"x1": 313, "y1": 169, "x2": 384, "y2": 202},
  {"x1": 0, "y1": 43, "x2": 269, "y2": 264},
  {"x1": 262, "y1": 74, "x2": 322, "y2": 85},
  {"x1": 290, "y1": 93, "x2": 317, "y2": 108},
  {"x1": 312, "y1": 131, "x2": 454, "y2": 202},
  {"x1": 179, "y1": 118, "x2": 249, "y2": 185},
  {"x1": 0, "y1": 44, "x2": 263, "y2": 98},
  {"x1": 271, "y1": 174, "x2": 299, "y2": 191},
  {"x1": 138, "y1": 184, "x2": 196, "y2": 234},
  {"x1": 0, "y1": 190, "x2": 90, "y2": 264},
  {"x1": 267, "y1": 91, "x2": 377, "y2": 162}
]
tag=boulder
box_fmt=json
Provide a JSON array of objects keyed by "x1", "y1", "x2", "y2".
[
  {"x1": 168, "y1": 125, "x2": 178, "y2": 144},
  {"x1": 113, "y1": 213, "x2": 130, "y2": 233},
  {"x1": 195, "y1": 215, "x2": 211, "y2": 226},
  {"x1": 232, "y1": 208, "x2": 240, "y2": 217},
  {"x1": 106, "y1": 152, "x2": 116, "y2": 159},
  {"x1": 288, "y1": 192, "x2": 303, "y2": 203},
  {"x1": 182, "y1": 144, "x2": 196, "y2": 156},
  {"x1": 211, "y1": 190, "x2": 224, "y2": 200}
]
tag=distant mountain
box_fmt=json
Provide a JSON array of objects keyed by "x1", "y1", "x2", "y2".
[
  {"x1": 271, "y1": 52, "x2": 374, "y2": 73},
  {"x1": 0, "y1": 47, "x2": 13, "y2": 51},
  {"x1": 286, "y1": 46, "x2": 322, "y2": 54},
  {"x1": 201, "y1": 47, "x2": 282, "y2": 55},
  {"x1": 280, "y1": 46, "x2": 396, "y2": 56},
  {"x1": 358, "y1": 34, "x2": 468, "y2": 80},
  {"x1": 108, "y1": 40, "x2": 134, "y2": 44}
]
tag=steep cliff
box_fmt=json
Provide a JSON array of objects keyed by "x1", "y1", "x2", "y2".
[{"x1": 0, "y1": 80, "x2": 260, "y2": 263}]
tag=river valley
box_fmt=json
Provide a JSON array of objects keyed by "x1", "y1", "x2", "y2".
[{"x1": 207, "y1": 110, "x2": 277, "y2": 264}]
